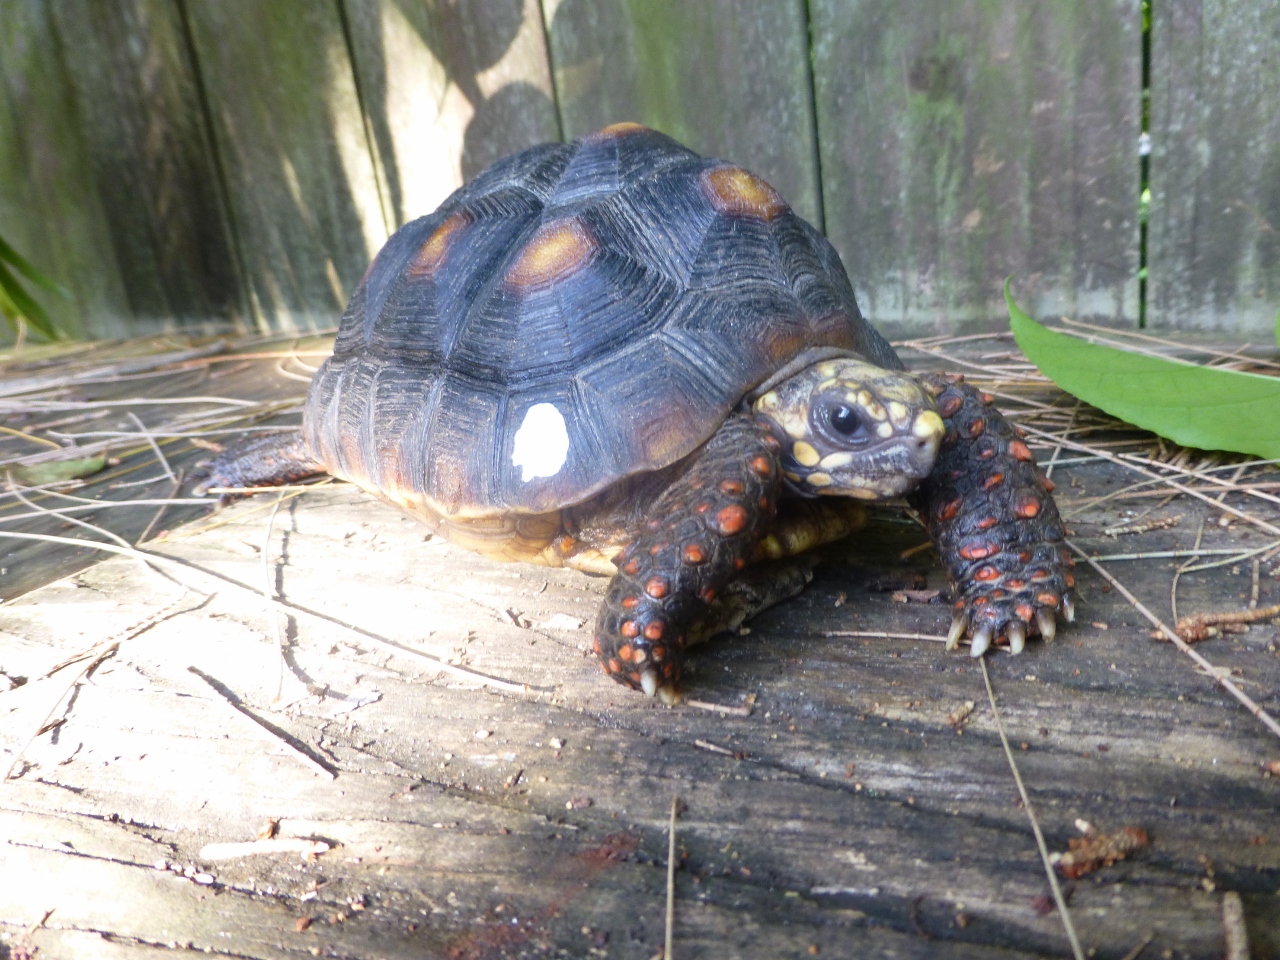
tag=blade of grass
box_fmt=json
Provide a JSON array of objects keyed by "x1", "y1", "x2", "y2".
[
  {"x1": 0, "y1": 260, "x2": 58, "y2": 339},
  {"x1": 0, "y1": 233, "x2": 69, "y2": 297}
]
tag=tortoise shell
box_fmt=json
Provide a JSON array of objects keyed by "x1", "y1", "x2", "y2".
[{"x1": 304, "y1": 123, "x2": 902, "y2": 524}]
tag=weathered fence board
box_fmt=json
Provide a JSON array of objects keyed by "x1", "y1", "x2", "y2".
[
  {"x1": 543, "y1": 0, "x2": 823, "y2": 228},
  {"x1": 183, "y1": 0, "x2": 390, "y2": 332},
  {"x1": 1148, "y1": 0, "x2": 1280, "y2": 335},
  {"x1": 811, "y1": 0, "x2": 1141, "y2": 337},
  {"x1": 49, "y1": 0, "x2": 247, "y2": 334},
  {"x1": 6, "y1": 1, "x2": 1279, "y2": 341},
  {"x1": 0, "y1": 0, "x2": 130, "y2": 340},
  {"x1": 342, "y1": 0, "x2": 561, "y2": 228}
]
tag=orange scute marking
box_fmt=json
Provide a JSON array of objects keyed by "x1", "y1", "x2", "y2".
[
  {"x1": 1013, "y1": 495, "x2": 1041, "y2": 519},
  {"x1": 958, "y1": 541, "x2": 994, "y2": 561},
  {"x1": 702, "y1": 166, "x2": 787, "y2": 221},
  {"x1": 506, "y1": 217, "x2": 599, "y2": 289},
  {"x1": 938, "y1": 395, "x2": 963, "y2": 417},
  {"x1": 682, "y1": 543, "x2": 706, "y2": 563},
  {"x1": 715, "y1": 504, "x2": 749, "y2": 535},
  {"x1": 1009, "y1": 441, "x2": 1034, "y2": 462},
  {"x1": 408, "y1": 210, "x2": 472, "y2": 278}
]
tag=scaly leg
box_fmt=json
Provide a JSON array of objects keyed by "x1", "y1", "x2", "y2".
[
  {"x1": 910, "y1": 374, "x2": 1075, "y2": 657},
  {"x1": 593, "y1": 415, "x2": 782, "y2": 701}
]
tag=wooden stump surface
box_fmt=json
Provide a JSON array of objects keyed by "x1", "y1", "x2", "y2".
[{"x1": 0, "y1": 339, "x2": 1278, "y2": 959}]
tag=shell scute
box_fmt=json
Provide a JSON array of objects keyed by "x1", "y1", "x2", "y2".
[{"x1": 307, "y1": 126, "x2": 899, "y2": 519}]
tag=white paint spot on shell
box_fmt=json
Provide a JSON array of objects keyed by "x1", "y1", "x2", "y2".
[{"x1": 512, "y1": 403, "x2": 569, "y2": 482}]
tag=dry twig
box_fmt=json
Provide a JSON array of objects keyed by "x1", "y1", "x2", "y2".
[
  {"x1": 5, "y1": 594, "x2": 200, "y2": 780},
  {"x1": 1103, "y1": 515, "x2": 1181, "y2": 537},
  {"x1": 0, "y1": 527, "x2": 533, "y2": 694},
  {"x1": 666, "y1": 795, "x2": 679, "y2": 960},
  {"x1": 1068, "y1": 542, "x2": 1280, "y2": 742},
  {"x1": 1175, "y1": 602, "x2": 1280, "y2": 643},
  {"x1": 979, "y1": 659, "x2": 1084, "y2": 960}
]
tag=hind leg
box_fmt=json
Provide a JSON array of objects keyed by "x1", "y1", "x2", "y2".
[
  {"x1": 193, "y1": 431, "x2": 325, "y2": 498},
  {"x1": 687, "y1": 556, "x2": 817, "y2": 647}
]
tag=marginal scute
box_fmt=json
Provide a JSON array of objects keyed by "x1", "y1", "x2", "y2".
[{"x1": 701, "y1": 165, "x2": 787, "y2": 221}]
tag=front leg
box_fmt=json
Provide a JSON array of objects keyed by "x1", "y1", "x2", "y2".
[
  {"x1": 593, "y1": 415, "x2": 782, "y2": 702},
  {"x1": 911, "y1": 374, "x2": 1075, "y2": 657}
]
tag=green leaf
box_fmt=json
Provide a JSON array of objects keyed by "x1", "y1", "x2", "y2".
[
  {"x1": 0, "y1": 260, "x2": 58, "y2": 339},
  {"x1": 1005, "y1": 279, "x2": 1280, "y2": 460},
  {"x1": 0, "y1": 233, "x2": 69, "y2": 298},
  {"x1": 12, "y1": 455, "x2": 106, "y2": 486}
]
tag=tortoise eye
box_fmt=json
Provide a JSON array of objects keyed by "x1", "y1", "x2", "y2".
[{"x1": 828, "y1": 403, "x2": 867, "y2": 438}]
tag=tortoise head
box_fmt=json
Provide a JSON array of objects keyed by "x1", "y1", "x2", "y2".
[{"x1": 752, "y1": 358, "x2": 944, "y2": 498}]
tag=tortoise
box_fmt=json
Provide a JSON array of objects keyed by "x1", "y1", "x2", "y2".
[{"x1": 197, "y1": 123, "x2": 1074, "y2": 702}]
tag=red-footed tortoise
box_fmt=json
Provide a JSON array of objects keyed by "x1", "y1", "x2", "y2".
[{"x1": 197, "y1": 123, "x2": 1074, "y2": 702}]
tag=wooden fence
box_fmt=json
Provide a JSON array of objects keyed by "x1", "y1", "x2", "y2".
[{"x1": 0, "y1": 0, "x2": 1276, "y2": 341}]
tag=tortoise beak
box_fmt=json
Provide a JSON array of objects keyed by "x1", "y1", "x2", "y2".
[{"x1": 909, "y1": 410, "x2": 945, "y2": 473}]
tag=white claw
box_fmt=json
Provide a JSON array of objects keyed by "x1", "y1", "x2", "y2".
[
  {"x1": 1061, "y1": 594, "x2": 1076, "y2": 623},
  {"x1": 1006, "y1": 622, "x2": 1026, "y2": 655},
  {"x1": 946, "y1": 611, "x2": 968, "y2": 651},
  {"x1": 640, "y1": 668, "x2": 660, "y2": 698},
  {"x1": 657, "y1": 684, "x2": 683, "y2": 706},
  {"x1": 969, "y1": 624, "x2": 993, "y2": 658},
  {"x1": 1036, "y1": 608, "x2": 1057, "y2": 643}
]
